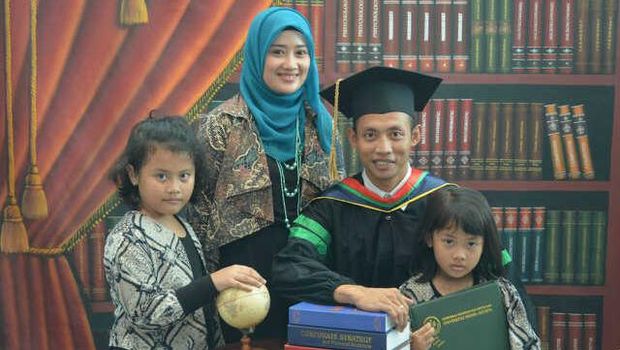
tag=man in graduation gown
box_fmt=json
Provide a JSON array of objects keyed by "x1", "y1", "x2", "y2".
[
  {"x1": 272, "y1": 67, "x2": 447, "y2": 329},
  {"x1": 272, "y1": 66, "x2": 536, "y2": 331}
]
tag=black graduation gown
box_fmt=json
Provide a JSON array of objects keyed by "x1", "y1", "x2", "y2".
[{"x1": 272, "y1": 168, "x2": 452, "y2": 304}]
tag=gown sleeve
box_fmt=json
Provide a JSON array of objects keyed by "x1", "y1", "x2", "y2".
[{"x1": 272, "y1": 199, "x2": 355, "y2": 304}]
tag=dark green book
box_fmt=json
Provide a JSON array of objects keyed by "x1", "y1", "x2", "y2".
[
  {"x1": 544, "y1": 210, "x2": 561, "y2": 283},
  {"x1": 560, "y1": 210, "x2": 576, "y2": 284},
  {"x1": 497, "y1": 0, "x2": 512, "y2": 72},
  {"x1": 590, "y1": 211, "x2": 607, "y2": 285},
  {"x1": 410, "y1": 281, "x2": 509, "y2": 350},
  {"x1": 575, "y1": 210, "x2": 592, "y2": 284},
  {"x1": 470, "y1": 0, "x2": 485, "y2": 72},
  {"x1": 518, "y1": 207, "x2": 532, "y2": 283},
  {"x1": 484, "y1": 0, "x2": 499, "y2": 72}
]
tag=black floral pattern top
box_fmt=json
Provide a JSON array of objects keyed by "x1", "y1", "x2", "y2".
[{"x1": 189, "y1": 95, "x2": 334, "y2": 258}]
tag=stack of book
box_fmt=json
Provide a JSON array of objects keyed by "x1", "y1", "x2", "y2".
[{"x1": 286, "y1": 302, "x2": 410, "y2": 350}]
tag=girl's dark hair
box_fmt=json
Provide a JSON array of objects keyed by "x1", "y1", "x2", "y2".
[
  {"x1": 411, "y1": 186, "x2": 505, "y2": 282},
  {"x1": 109, "y1": 116, "x2": 208, "y2": 209}
]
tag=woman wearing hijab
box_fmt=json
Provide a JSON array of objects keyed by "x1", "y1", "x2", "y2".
[{"x1": 189, "y1": 7, "x2": 337, "y2": 341}]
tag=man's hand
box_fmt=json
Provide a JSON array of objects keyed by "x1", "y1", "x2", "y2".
[{"x1": 333, "y1": 284, "x2": 413, "y2": 331}]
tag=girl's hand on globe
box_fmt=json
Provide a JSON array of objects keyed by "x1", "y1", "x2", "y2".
[{"x1": 211, "y1": 264, "x2": 266, "y2": 292}]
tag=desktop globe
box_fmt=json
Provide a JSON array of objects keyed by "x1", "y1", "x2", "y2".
[{"x1": 216, "y1": 284, "x2": 270, "y2": 330}]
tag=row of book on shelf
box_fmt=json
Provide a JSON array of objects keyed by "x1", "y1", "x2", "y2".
[
  {"x1": 492, "y1": 206, "x2": 606, "y2": 285},
  {"x1": 536, "y1": 305, "x2": 597, "y2": 350},
  {"x1": 338, "y1": 99, "x2": 596, "y2": 181},
  {"x1": 281, "y1": 0, "x2": 617, "y2": 74}
]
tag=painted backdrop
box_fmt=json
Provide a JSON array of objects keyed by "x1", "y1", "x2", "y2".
[{"x1": 0, "y1": 1, "x2": 272, "y2": 348}]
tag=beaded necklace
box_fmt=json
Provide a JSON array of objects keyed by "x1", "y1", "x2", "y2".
[{"x1": 276, "y1": 114, "x2": 302, "y2": 228}]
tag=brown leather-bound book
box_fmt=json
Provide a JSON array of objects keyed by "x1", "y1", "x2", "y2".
[
  {"x1": 499, "y1": 103, "x2": 515, "y2": 180},
  {"x1": 583, "y1": 313, "x2": 597, "y2": 350},
  {"x1": 527, "y1": 0, "x2": 544, "y2": 73},
  {"x1": 309, "y1": 0, "x2": 325, "y2": 71},
  {"x1": 567, "y1": 313, "x2": 583, "y2": 350},
  {"x1": 382, "y1": 0, "x2": 400, "y2": 68},
  {"x1": 419, "y1": 0, "x2": 435, "y2": 72},
  {"x1": 558, "y1": 0, "x2": 575, "y2": 73},
  {"x1": 401, "y1": 0, "x2": 419, "y2": 71},
  {"x1": 367, "y1": 0, "x2": 383, "y2": 67},
  {"x1": 444, "y1": 99, "x2": 459, "y2": 180},
  {"x1": 416, "y1": 101, "x2": 432, "y2": 170},
  {"x1": 601, "y1": 0, "x2": 617, "y2": 73},
  {"x1": 90, "y1": 220, "x2": 107, "y2": 302},
  {"x1": 435, "y1": 0, "x2": 453, "y2": 72},
  {"x1": 458, "y1": 98, "x2": 473, "y2": 179},
  {"x1": 295, "y1": 0, "x2": 311, "y2": 19},
  {"x1": 542, "y1": 0, "x2": 559, "y2": 73},
  {"x1": 352, "y1": 0, "x2": 368, "y2": 72},
  {"x1": 571, "y1": 104, "x2": 595, "y2": 179},
  {"x1": 485, "y1": 102, "x2": 500, "y2": 180},
  {"x1": 514, "y1": 103, "x2": 529, "y2": 180},
  {"x1": 529, "y1": 103, "x2": 545, "y2": 180},
  {"x1": 453, "y1": 0, "x2": 469, "y2": 72},
  {"x1": 551, "y1": 313, "x2": 568, "y2": 350},
  {"x1": 471, "y1": 102, "x2": 487, "y2": 180},
  {"x1": 73, "y1": 236, "x2": 90, "y2": 299},
  {"x1": 337, "y1": 0, "x2": 353, "y2": 73},
  {"x1": 574, "y1": 0, "x2": 590, "y2": 74},
  {"x1": 589, "y1": 0, "x2": 604, "y2": 73},
  {"x1": 537, "y1": 306, "x2": 551, "y2": 350},
  {"x1": 430, "y1": 99, "x2": 446, "y2": 177},
  {"x1": 558, "y1": 105, "x2": 581, "y2": 179},
  {"x1": 544, "y1": 103, "x2": 566, "y2": 180},
  {"x1": 512, "y1": 0, "x2": 528, "y2": 72}
]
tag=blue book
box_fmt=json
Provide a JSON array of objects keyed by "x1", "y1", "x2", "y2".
[
  {"x1": 287, "y1": 324, "x2": 410, "y2": 350},
  {"x1": 289, "y1": 302, "x2": 394, "y2": 333}
]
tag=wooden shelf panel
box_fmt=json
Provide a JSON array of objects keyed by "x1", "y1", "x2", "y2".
[
  {"x1": 91, "y1": 301, "x2": 114, "y2": 314},
  {"x1": 318, "y1": 71, "x2": 616, "y2": 86},
  {"x1": 455, "y1": 180, "x2": 611, "y2": 192},
  {"x1": 526, "y1": 285, "x2": 607, "y2": 296}
]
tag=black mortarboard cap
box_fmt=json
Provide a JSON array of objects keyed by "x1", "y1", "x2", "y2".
[{"x1": 320, "y1": 66, "x2": 442, "y2": 121}]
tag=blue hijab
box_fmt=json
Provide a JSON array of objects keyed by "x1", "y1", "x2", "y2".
[{"x1": 240, "y1": 7, "x2": 332, "y2": 162}]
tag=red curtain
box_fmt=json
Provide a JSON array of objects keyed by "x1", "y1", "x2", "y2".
[{"x1": 0, "y1": 1, "x2": 271, "y2": 348}]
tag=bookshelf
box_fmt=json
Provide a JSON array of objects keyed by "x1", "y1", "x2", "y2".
[
  {"x1": 72, "y1": 0, "x2": 619, "y2": 348},
  {"x1": 314, "y1": 0, "x2": 619, "y2": 348}
]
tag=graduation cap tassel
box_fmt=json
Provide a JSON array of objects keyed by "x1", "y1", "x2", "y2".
[
  {"x1": 1, "y1": 0, "x2": 30, "y2": 253},
  {"x1": 21, "y1": 0, "x2": 48, "y2": 220},
  {"x1": 328, "y1": 79, "x2": 344, "y2": 181},
  {"x1": 119, "y1": 0, "x2": 149, "y2": 26}
]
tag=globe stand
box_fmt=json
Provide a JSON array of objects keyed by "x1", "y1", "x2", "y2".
[{"x1": 239, "y1": 328, "x2": 266, "y2": 350}]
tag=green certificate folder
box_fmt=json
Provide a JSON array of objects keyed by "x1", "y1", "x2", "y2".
[{"x1": 409, "y1": 281, "x2": 510, "y2": 350}]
